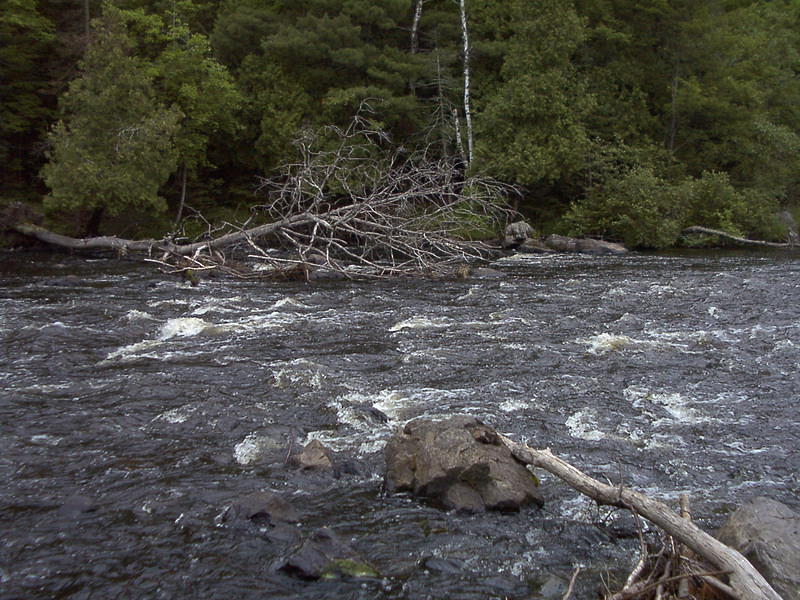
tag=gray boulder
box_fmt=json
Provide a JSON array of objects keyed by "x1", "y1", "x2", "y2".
[
  {"x1": 292, "y1": 439, "x2": 334, "y2": 470},
  {"x1": 716, "y1": 497, "x2": 800, "y2": 600},
  {"x1": 575, "y1": 238, "x2": 628, "y2": 255},
  {"x1": 543, "y1": 234, "x2": 578, "y2": 252},
  {"x1": 503, "y1": 221, "x2": 536, "y2": 248},
  {"x1": 384, "y1": 416, "x2": 544, "y2": 512},
  {"x1": 544, "y1": 234, "x2": 628, "y2": 255}
]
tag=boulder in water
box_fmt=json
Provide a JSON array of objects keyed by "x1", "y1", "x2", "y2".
[
  {"x1": 224, "y1": 490, "x2": 301, "y2": 524},
  {"x1": 543, "y1": 234, "x2": 578, "y2": 252},
  {"x1": 503, "y1": 221, "x2": 535, "y2": 248},
  {"x1": 384, "y1": 416, "x2": 544, "y2": 512},
  {"x1": 280, "y1": 528, "x2": 379, "y2": 580},
  {"x1": 716, "y1": 497, "x2": 800, "y2": 600},
  {"x1": 544, "y1": 234, "x2": 628, "y2": 255},
  {"x1": 293, "y1": 439, "x2": 334, "y2": 470},
  {"x1": 575, "y1": 238, "x2": 628, "y2": 255}
]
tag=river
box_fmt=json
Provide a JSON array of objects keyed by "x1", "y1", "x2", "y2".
[{"x1": 1, "y1": 249, "x2": 798, "y2": 599}]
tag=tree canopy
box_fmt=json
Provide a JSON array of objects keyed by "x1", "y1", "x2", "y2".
[{"x1": 3, "y1": 0, "x2": 799, "y2": 247}]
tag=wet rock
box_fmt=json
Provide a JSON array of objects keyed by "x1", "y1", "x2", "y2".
[
  {"x1": 575, "y1": 238, "x2": 628, "y2": 255},
  {"x1": 544, "y1": 234, "x2": 578, "y2": 252},
  {"x1": 57, "y1": 494, "x2": 98, "y2": 518},
  {"x1": 307, "y1": 267, "x2": 347, "y2": 281},
  {"x1": 543, "y1": 234, "x2": 627, "y2": 255},
  {"x1": 293, "y1": 439, "x2": 334, "y2": 470},
  {"x1": 49, "y1": 275, "x2": 83, "y2": 287},
  {"x1": 516, "y1": 241, "x2": 556, "y2": 254},
  {"x1": 420, "y1": 556, "x2": 465, "y2": 574},
  {"x1": 469, "y1": 267, "x2": 504, "y2": 279},
  {"x1": 604, "y1": 512, "x2": 640, "y2": 539},
  {"x1": 264, "y1": 523, "x2": 303, "y2": 547},
  {"x1": 224, "y1": 490, "x2": 301, "y2": 525},
  {"x1": 716, "y1": 497, "x2": 800, "y2": 600},
  {"x1": 384, "y1": 416, "x2": 544, "y2": 512},
  {"x1": 503, "y1": 221, "x2": 535, "y2": 248},
  {"x1": 280, "y1": 528, "x2": 378, "y2": 580}
]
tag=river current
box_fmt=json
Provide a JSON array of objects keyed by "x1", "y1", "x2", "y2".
[{"x1": 1, "y1": 250, "x2": 798, "y2": 599}]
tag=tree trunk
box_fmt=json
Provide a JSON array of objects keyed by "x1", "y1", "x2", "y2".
[
  {"x1": 500, "y1": 438, "x2": 783, "y2": 600},
  {"x1": 411, "y1": 0, "x2": 423, "y2": 55},
  {"x1": 458, "y1": 0, "x2": 474, "y2": 166},
  {"x1": 83, "y1": 0, "x2": 90, "y2": 37},
  {"x1": 682, "y1": 226, "x2": 792, "y2": 248},
  {"x1": 174, "y1": 164, "x2": 188, "y2": 226},
  {"x1": 84, "y1": 206, "x2": 104, "y2": 237}
]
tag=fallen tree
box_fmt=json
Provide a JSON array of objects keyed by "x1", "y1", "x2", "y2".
[
  {"x1": 682, "y1": 226, "x2": 794, "y2": 248},
  {"x1": 500, "y1": 436, "x2": 783, "y2": 600},
  {"x1": 8, "y1": 111, "x2": 517, "y2": 280}
]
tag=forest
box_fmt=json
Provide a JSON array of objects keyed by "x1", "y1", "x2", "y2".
[{"x1": 2, "y1": 0, "x2": 800, "y2": 249}]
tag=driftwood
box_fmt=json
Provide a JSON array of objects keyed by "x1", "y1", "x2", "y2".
[
  {"x1": 682, "y1": 226, "x2": 792, "y2": 248},
  {"x1": 500, "y1": 437, "x2": 782, "y2": 600}
]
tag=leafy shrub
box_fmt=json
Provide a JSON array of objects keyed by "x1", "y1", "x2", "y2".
[{"x1": 565, "y1": 166, "x2": 685, "y2": 248}]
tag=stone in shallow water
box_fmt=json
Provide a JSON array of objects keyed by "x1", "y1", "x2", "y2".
[
  {"x1": 716, "y1": 496, "x2": 800, "y2": 600},
  {"x1": 280, "y1": 528, "x2": 378, "y2": 580},
  {"x1": 292, "y1": 439, "x2": 334, "y2": 470},
  {"x1": 384, "y1": 415, "x2": 544, "y2": 512},
  {"x1": 224, "y1": 490, "x2": 300, "y2": 524}
]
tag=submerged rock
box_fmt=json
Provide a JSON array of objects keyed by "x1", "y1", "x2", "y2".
[
  {"x1": 384, "y1": 416, "x2": 544, "y2": 512},
  {"x1": 280, "y1": 528, "x2": 378, "y2": 580},
  {"x1": 224, "y1": 490, "x2": 301, "y2": 525},
  {"x1": 716, "y1": 497, "x2": 800, "y2": 600},
  {"x1": 292, "y1": 439, "x2": 334, "y2": 470}
]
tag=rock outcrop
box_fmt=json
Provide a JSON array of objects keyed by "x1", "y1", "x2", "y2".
[
  {"x1": 716, "y1": 496, "x2": 800, "y2": 600},
  {"x1": 384, "y1": 416, "x2": 544, "y2": 512}
]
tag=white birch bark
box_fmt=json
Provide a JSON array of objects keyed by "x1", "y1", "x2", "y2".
[
  {"x1": 459, "y1": 0, "x2": 474, "y2": 166},
  {"x1": 411, "y1": 0, "x2": 424, "y2": 54}
]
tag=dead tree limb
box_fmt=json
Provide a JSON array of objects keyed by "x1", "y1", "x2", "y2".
[
  {"x1": 682, "y1": 226, "x2": 792, "y2": 248},
  {"x1": 500, "y1": 438, "x2": 782, "y2": 600},
  {"x1": 11, "y1": 109, "x2": 517, "y2": 279}
]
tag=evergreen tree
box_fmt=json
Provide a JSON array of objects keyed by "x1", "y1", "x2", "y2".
[
  {"x1": 41, "y1": 10, "x2": 182, "y2": 233},
  {"x1": 474, "y1": 0, "x2": 592, "y2": 187},
  {"x1": 0, "y1": 0, "x2": 55, "y2": 189}
]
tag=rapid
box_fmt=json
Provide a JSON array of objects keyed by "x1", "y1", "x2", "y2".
[{"x1": 1, "y1": 250, "x2": 798, "y2": 599}]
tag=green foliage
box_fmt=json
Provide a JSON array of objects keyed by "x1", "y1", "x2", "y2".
[
  {"x1": 566, "y1": 167, "x2": 685, "y2": 249},
  {"x1": 567, "y1": 168, "x2": 784, "y2": 248},
  {"x1": 682, "y1": 173, "x2": 782, "y2": 241},
  {"x1": 41, "y1": 13, "x2": 181, "y2": 223},
  {"x1": 474, "y1": 0, "x2": 592, "y2": 186},
  {"x1": 0, "y1": 0, "x2": 55, "y2": 176},
  {"x1": 11, "y1": 0, "x2": 800, "y2": 244}
]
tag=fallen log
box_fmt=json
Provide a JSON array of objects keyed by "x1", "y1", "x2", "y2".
[
  {"x1": 11, "y1": 212, "x2": 313, "y2": 257},
  {"x1": 682, "y1": 226, "x2": 792, "y2": 248},
  {"x1": 500, "y1": 437, "x2": 783, "y2": 600}
]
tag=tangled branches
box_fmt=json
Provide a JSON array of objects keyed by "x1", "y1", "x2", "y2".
[
  {"x1": 251, "y1": 110, "x2": 517, "y2": 277},
  {"x1": 10, "y1": 109, "x2": 518, "y2": 280}
]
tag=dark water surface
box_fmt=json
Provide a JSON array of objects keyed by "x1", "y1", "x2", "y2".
[{"x1": 1, "y1": 250, "x2": 798, "y2": 599}]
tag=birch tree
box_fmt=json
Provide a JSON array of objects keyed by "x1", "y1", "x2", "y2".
[{"x1": 458, "y1": 0, "x2": 474, "y2": 166}]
